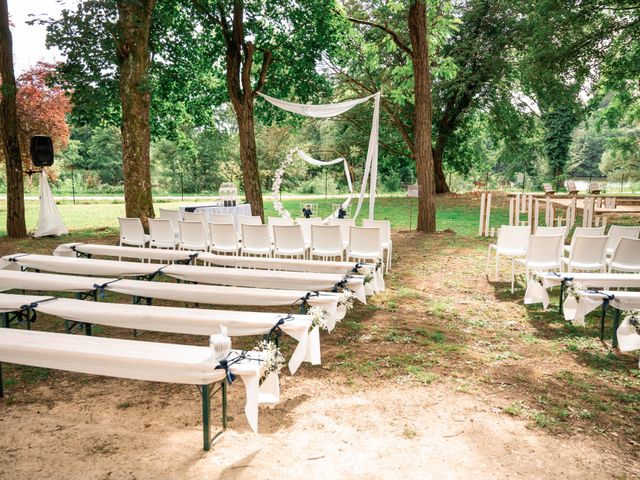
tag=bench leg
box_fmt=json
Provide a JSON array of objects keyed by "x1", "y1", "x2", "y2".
[
  {"x1": 0, "y1": 362, "x2": 3, "y2": 398},
  {"x1": 199, "y1": 381, "x2": 227, "y2": 451},
  {"x1": 612, "y1": 309, "x2": 621, "y2": 349},
  {"x1": 600, "y1": 304, "x2": 607, "y2": 341}
]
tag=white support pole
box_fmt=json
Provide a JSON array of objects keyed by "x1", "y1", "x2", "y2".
[
  {"x1": 545, "y1": 198, "x2": 551, "y2": 226},
  {"x1": 509, "y1": 197, "x2": 515, "y2": 226},
  {"x1": 533, "y1": 199, "x2": 539, "y2": 233},
  {"x1": 514, "y1": 193, "x2": 521, "y2": 227},
  {"x1": 527, "y1": 195, "x2": 533, "y2": 231},
  {"x1": 570, "y1": 197, "x2": 577, "y2": 229},
  {"x1": 479, "y1": 193, "x2": 486, "y2": 236},
  {"x1": 484, "y1": 193, "x2": 492, "y2": 237}
]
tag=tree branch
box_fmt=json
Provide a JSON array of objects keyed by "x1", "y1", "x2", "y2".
[
  {"x1": 252, "y1": 47, "x2": 272, "y2": 96},
  {"x1": 346, "y1": 16, "x2": 412, "y2": 56}
]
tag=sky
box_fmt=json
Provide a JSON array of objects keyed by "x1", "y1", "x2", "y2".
[{"x1": 7, "y1": 0, "x2": 77, "y2": 75}]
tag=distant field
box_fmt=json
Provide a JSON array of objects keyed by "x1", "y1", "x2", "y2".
[{"x1": 0, "y1": 194, "x2": 510, "y2": 238}]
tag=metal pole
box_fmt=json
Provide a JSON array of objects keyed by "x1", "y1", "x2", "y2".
[
  {"x1": 522, "y1": 172, "x2": 526, "y2": 193},
  {"x1": 409, "y1": 196, "x2": 413, "y2": 230},
  {"x1": 202, "y1": 384, "x2": 211, "y2": 451},
  {"x1": 621, "y1": 174, "x2": 624, "y2": 194},
  {"x1": 486, "y1": 172, "x2": 489, "y2": 191},
  {"x1": 180, "y1": 173, "x2": 184, "y2": 202}
]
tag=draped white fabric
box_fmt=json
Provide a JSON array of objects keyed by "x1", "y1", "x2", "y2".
[
  {"x1": 0, "y1": 326, "x2": 277, "y2": 433},
  {"x1": 0, "y1": 253, "x2": 366, "y2": 304},
  {"x1": 562, "y1": 291, "x2": 640, "y2": 326},
  {"x1": 259, "y1": 91, "x2": 381, "y2": 219},
  {"x1": 34, "y1": 172, "x2": 68, "y2": 237},
  {"x1": 0, "y1": 291, "x2": 318, "y2": 373},
  {"x1": 0, "y1": 267, "x2": 343, "y2": 330},
  {"x1": 295, "y1": 149, "x2": 354, "y2": 196},
  {"x1": 52, "y1": 243, "x2": 384, "y2": 293}
]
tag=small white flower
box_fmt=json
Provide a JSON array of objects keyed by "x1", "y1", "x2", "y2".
[
  {"x1": 253, "y1": 340, "x2": 285, "y2": 383},
  {"x1": 338, "y1": 290, "x2": 356, "y2": 311},
  {"x1": 308, "y1": 305, "x2": 328, "y2": 331}
]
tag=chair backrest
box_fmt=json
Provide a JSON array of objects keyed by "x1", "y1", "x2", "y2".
[
  {"x1": 611, "y1": 237, "x2": 640, "y2": 267},
  {"x1": 268, "y1": 216, "x2": 295, "y2": 226},
  {"x1": 570, "y1": 226, "x2": 606, "y2": 249},
  {"x1": 526, "y1": 235, "x2": 563, "y2": 265},
  {"x1": 329, "y1": 218, "x2": 356, "y2": 242},
  {"x1": 363, "y1": 219, "x2": 391, "y2": 244},
  {"x1": 607, "y1": 225, "x2": 640, "y2": 253},
  {"x1": 590, "y1": 182, "x2": 601, "y2": 193},
  {"x1": 241, "y1": 224, "x2": 271, "y2": 250},
  {"x1": 311, "y1": 225, "x2": 343, "y2": 253},
  {"x1": 178, "y1": 220, "x2": 208, "y2": 249},
  {"x1": 535, "y1": 226, "x2": 566, "y2": 237},
  {"x1": 496, "y1": 225, "x2": 530, "y2": 251},
  {"x1": 237, "y1": 215, "x2": 262, "y2": 234},
  {"x1": 566, "y1": 180, "x2": 578, "y2": 192},
  {"x1": 349, "y1": 226, "x2": 382, "y2": 256},
  {"x1": 569, "y1": 235, "x2": 608, "y2": 265},
  {"x1": 118, "y1": 217, "x2": 145, "y2": 245},
  {"x1": 273, "y1": 225, "x2": 305, "y2": 252},
  {"x1": 183, "y1": 211, "x2": 205, "y2": 222},
  {"x1": 158, "y1": 208, "x2": 181, "y2": 233},
  {"x1": 209, "y1": 213, "x2": 234, "y2": 224},
  {"x1": 148, "y1": 218, "x2": 175, "y2": 247},
  {"x1": 295, "y1": 217, "x2": 323, "y2": 244},
  {"x1": 543, "y1": 183, "x2": 555, "y2": 193},
  {"x1": 209, "y1": 222, "x2": 238, "y2": 248}
]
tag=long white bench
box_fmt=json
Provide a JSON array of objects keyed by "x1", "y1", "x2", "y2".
[
  {"x1": 0, "y1": 328, "x2": 278, "y2": 450},
  {"x1": 0, "y1": 268, "x2": 343, "y2": 330},
  {"x1": 0, "y1": 292, "x2": 319, "y2": 374},
  {"x1": 1, "y1": 253, "x2": 367, "y2": 303},
  {"x1": 54, "y1": 243, "x2": 384, "y2": 293}
]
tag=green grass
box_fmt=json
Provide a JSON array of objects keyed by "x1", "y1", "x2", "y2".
[{"x1": 0, "y1": 195, "x2": 509, "y2": 236}]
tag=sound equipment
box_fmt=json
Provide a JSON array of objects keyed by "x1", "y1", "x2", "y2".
[{"x1": 30, "y1": 136, "x2": 54, "y2": 167}]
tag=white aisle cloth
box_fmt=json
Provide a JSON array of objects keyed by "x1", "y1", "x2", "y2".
[
  {"x1": 52, "y1": 243, "x2": 384, "y2": 293},
  {"x1": 0, "y1": 292, "x2": 318, "y2": 373},
  {"x1": 524, "y1": 272, "x2": 640, "y2": 310},
  {"x1": 34, "y1": 172, "x2": 68, "y2": 237},
  {"x1": 179, "y1": 203, "x2": 252, "y2": 226},
  {"x1": 558, "y1": 290, "x2": 640, "y2": 325},
  {"x1": 0, "y1": 268, "x2": 339, "y2": 334},
  {"x1": 0, "y1": 253, "x2": 366, "y2": 304},
  {"x1": 0, "y1": 326, "x2": 277, "y2": 432}
]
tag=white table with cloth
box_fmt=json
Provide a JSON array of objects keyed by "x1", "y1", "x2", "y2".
[{"x1": 179, "y1": 203, "x2": 252, "y2": 226}]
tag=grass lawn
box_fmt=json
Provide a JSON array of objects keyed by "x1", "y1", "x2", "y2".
[{"x1": 0, "y1": 192, "x2": 638, "y2": 478}]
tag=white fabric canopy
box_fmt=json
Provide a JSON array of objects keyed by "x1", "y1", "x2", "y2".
[
  {"x1": 0, "y1": 269, "x2": 343, "y2": 330},
  {"x1": 0, "y1": 326, "x2": 277, "y2": 432},
  {"x1": 259, "y1": 91, "x2": 380, "y2": 219},
  {"x1": 524, "y1": 272, "x2": 640, "y2": 310},
  {"x1": 0, "y1": 253, "x2": 366, "y2": 304},
  {"x1": 0, "y1": 292, "x2": 318, "y2": 373},
  {"x1": 34, "y1": 171, "x2": 68, "y2": 237}
]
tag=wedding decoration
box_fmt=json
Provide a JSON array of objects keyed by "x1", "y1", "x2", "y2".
[
  {"x1": 272, "y1": 147, "x2": 353, "y2": 221},
  {"x1": 254, "y1": 340, "x2": 285, "y2": 384},
  {"x1": 210, "y1": 326, "x2": 232, "y2": 362},
  {"x1": 625, "y1": 310, "x2": 640, "y2": 335},
  {"x1": 259, "y1": 91, "x2": 381, "y2": 220},
  {"x1": 308, "y1": 305, "x2": 329, "y2": 332}
]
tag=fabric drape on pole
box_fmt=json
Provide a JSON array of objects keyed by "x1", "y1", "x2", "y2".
[
  {"x1": 34, "y1": 171, "x2": 68, "y2": 237},
  {"x1": 258, "y1": 92, "x2": 381, "y2": 220}
]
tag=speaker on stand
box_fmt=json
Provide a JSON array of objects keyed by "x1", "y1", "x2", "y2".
[{"x1": 30, "y1": 135, "x2": 54, "y2": 167}]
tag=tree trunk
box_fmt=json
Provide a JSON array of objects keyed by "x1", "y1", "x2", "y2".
[
  {"x1": 116, "y1": 0, "x2": 155, "y2": 228},
  {"x1": 236, "y1": 101, "x2": 264, "y2": 220},
  {"x1": 0, "y1": 0, "x2": 27, "y2": 237},
  {"x1": 433, "y1": 146, "x2": 450, "y2": 194},
  {"x1": 408, "y1": 1, "x2": 436, "y2": 233}
]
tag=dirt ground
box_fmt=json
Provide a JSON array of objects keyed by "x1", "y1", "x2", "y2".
[{"x1": 1, "y1": 225, "x2": 639, "y2": 479}]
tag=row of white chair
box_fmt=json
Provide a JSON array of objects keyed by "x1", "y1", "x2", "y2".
[
  {"x1": 487, "y1": 225, "x2": 640, "y2": 292},
  {"x1": 118, "y1": 213, "x2": 393, "y2": 270}
]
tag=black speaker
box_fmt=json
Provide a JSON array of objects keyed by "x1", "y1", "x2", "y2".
[{"x1": 30, "y1": 136, "x2": 54, "y2": 167}]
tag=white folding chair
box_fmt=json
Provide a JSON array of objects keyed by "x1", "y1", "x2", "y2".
[
  {"x1": 148, "y1": 218, "x2": 178, "y2": 250},
  {"x1": 363, "y1": 219, "x2": 392, "y2": 271},
  {"x1": 608, "y1": 237, "x2": 640, "y2": 273},
  {"x1": 295, "y1": 217, "x2": 323, "y2": 248},
  {"x1": 237, "y1": 215, "x2": 262, "y2": 239},
  {"x1": 564, "y1": 226, "x2": 606, "y2": 255},
  {"x1": 310, "y1": 225, "x2": 344, "y2": 261},
  {"x1": 486, "y1": 225, "x2": 530, "y2": 280},
  {"x1": 535, "y1": 226, "x2": 566, "y2": 237},
  {"x1": 561, "y1": 236, "x2": 608, "y2": 273},
  {"x1": 267, "y1": 216, "x2": 294, "y2": 240},
  {"x1": 512, "y1": 235, "x2": 563, "y2": 292},
  {"x1": 158, "y1": 208, "x2": 181, "y2": 237},
  {"x1": 241, "y1": 224, "x2": 272, "y2": 257},
  {"x1": 209, "y1": 222, "x2": 239, "y2": 256},
  {"x1": 329, "y1": 218, "x2": 355, "y2": 250},
  {"x1": 209, "y1": 213, "x2": 234, "y2": 224},
  {"x1": 118, "y1": 217, "x2": 149, "y2": 248},
  {"x1": 347, "y1": 226, "x2": 383, "y2": 268},
  {"x1": 606, "y1": 225, "x2": 640, "y2": 256},
  {"x1": 178, "y1": 220, "x2": 208, "y2": 251},
  {"x1": 273, "y1": 225, "x2": 306, "y2": 259}
]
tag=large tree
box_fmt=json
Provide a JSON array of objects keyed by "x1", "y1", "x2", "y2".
[
  {"x1": 0, "y1": 0, "x2": 26, "y2": 237},
  {"x1": 188, "y1": 0, "x2": 343, "y2": 219}
]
